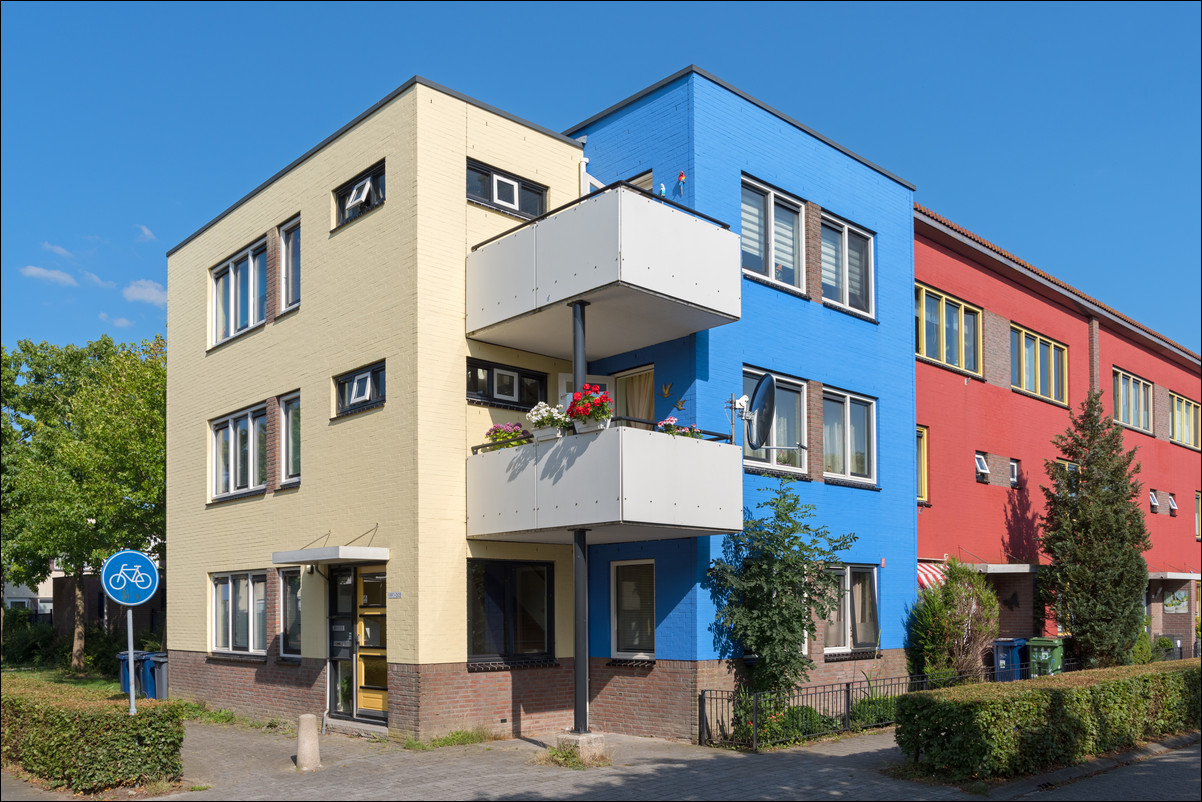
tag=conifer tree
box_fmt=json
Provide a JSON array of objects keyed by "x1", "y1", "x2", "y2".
[{"x1": 1039, "y1": 389, "x2": 1150, "y2": 666}]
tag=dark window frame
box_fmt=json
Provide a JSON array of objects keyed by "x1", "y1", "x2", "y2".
[
  {"x1": 467, "y1": 558, "x2": 555, "y2": 663},
  {"x1": 335, "y1": 161, "x2": 386, "y2": 228},
  {"x1": 466, "y1": 159, "x2": 546, "y2": 218},
  {"x1": 334, "y1": 361, "x2": 386, "y2": 416},
  {"x1": 466, "y1": 358, "x2": 546, "y2": 409}
]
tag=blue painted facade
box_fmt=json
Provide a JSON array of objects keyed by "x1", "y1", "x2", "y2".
[{"x1": 577, "y1": 70, "x2": 917, "y2": 662}]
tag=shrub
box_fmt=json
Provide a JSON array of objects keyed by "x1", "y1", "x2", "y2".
[
  {"x1": 905, "y1": 558, "x2": 999, "y2": 677},
  {"x1": 0, "y1": 673, "x2": 184, "y2": 792},
  {"x1": 895, "y1": 660, "x2": 1201, "y2": 780},
  {"x1": 1151, "y1": 636, "x2": 1175, "y2": 662},
  {"x1": 733, "y1": 694, "x2": 839, "y2": 746},
  {"x1": 2, "y1": 622, "x2": 57, "y2": 665},
  {"x1": 850, "y1": 694, "x2": 897, "y2": 730},
  {"x1": 1132, "y1": 630, "x2": 1152, "y2": 664}
]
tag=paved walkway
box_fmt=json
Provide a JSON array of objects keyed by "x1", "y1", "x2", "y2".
[{"x1": 2, "y1": 724, "x2": 1199, "y2": 801}]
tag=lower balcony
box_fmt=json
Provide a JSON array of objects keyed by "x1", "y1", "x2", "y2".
[{"x1": 466, "y1": 425, "x2": 743, "y2": 543}]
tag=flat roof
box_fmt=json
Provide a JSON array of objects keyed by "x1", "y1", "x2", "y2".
[
  {"x1": 565, "y1": 65, "x2": 916, "y2": 192},
  {"x1": 167, "y1": 76, "x2": 582, "y2": 258}
]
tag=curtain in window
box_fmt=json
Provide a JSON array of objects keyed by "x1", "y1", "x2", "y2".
[
  {"x1": 284, "y1": 226, "x2": 301, "y2": 306},
  {"x1": 215, "y1": 578, "x2": 230, "y2": 650},
  {"x1": 824, "y1": 571, "x2": 847, "y2": 648},
  {"x1": 252, "y1": 575, "x2": 266, "y2": 652},
  {"x1": 773, "y1": 203, "x2": 798, "y2": 285},
  {"x1": 620, "y1": 370, "x2": 655, "y2": 430},
  {"x1": 850, "y1": 571, "x2": 878, "y2": 649},
  {"x1": 823, "y1": 397, "x2": 845, "y2": 474},
  {"x1": 615, "y1": 563, "x2": 655, "y2": 654},
  {"x1": 821, "y1": 224, "x2": 842, "y2": 300},
  {"x1": 963, "y1": 309, "x2": 979, "y2": 373},
  {"x1": 232, "y1": 575, "x2": 249, "y2": 650},
  {"x1": 235, "y1": 417, "x2": 250, "y2": 490},
  {"x1": 944, "y1": 302, "x2": 960, "y2": 366},
  {"x1": 924, "y1": 295, "x2": 940, "y2": 359},
  {"x1": 286, "y1": 399, "x2": 301, "y2": 478},
  {"x1": 741, "y1": 186, "x2": 766, "y2": 275},
  {"x1": 850, "y1": 399, "x2": 871, "y2": 478},
  {"x1": 253, "y1": 412, "x2": 267, "y2": 487},
  {"x1": 775, "y1": 385, "x2": 802, "y2": 468},
  {"x1": 235, "y1": 256, "x2": 250, "y2": 331},
  {"x1": 253, "y1": 248, "x2": 267, "y2": 324},
  {"x1": 215, "y1": 271, "x2": 230, "y2": 341},
  {"x1": 847, "y1": 231, "x2": 869, "y2": 311}
]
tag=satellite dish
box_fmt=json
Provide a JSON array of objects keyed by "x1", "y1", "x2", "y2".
[{"x1": 746, "y1": 373, "x2": 776, "y2": 451}]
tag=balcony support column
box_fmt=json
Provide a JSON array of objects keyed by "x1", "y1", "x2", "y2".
[{"x1": 569, "y1": 299, "x2": 591, "y2": 734}]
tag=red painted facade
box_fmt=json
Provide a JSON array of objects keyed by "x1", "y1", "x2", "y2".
[{"x1": 914, "y1": 207, "x2": 1201, "y2": 641}]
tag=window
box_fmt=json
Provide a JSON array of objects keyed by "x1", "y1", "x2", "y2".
[
  {"x1": 1010, "y1": 459, "x2": 1021, "y2": 488},
  {"x1": 212, "y1": 405, "x2": 268, "y2": 498},
  {"x1": 916, "y1": 426, "x2": 928, "y2": 502},
  {"x1": 279, "y1": 218, "x2": 300, "y2": 310},
  {"x1": 281, "y1": 394, "x2": 300, "y2": 483},
  {"x1": 466, "y1": 359, "x2": 546, "y2": 408},
  {"x1": 1196, "y1": 491, "x2": 1201, "y2": 540},
  {"x1": 824, "y1": 566, "x2": 878, "y2": 651},
  {"x1": 1055, "y1": 458, "x2": 1080, "y2": 497},
  {"x1": 1170, "y1": 393, "x2": 1201, "y2": 449},
  {"x1": 1112, "y1": 369, "x2": 1153, "y2": 432},
  {"x1": 821, "y1": 215, "x2": 873, "y2": 314},
  {"x1": 467, "y1": 559, "x2": 553, "y2": 662},
  {"x1": 1010, "y1": 325, "x2": 1067, "y2": 403},
  {"x1": 1150, "y1": 489, "x2": 1159, "y2": 512},
  {"x1": 280, "y1": 569, "x2": 302, "y2": 658},
  {"x1": 466, "y1": 160, "x2": 546, "y2": 218},
  {"x1": 743, "y1": 369, "x2": 806, "y2": 471},
  {"x1": 740, "y1": 180, "x2": 804, "y2": 289},
  {"x1": 823, "y1": 389, "x2": 875, "y2": 482},
  {"x1": 212, "y1": 572, "x2": 267, "y2": 653},
  {"x1": 974, "y1": 452, "x2": 990, "y2": 481},
  {"x1": 335, "y1": 162, "x2": 385, "y2": 226},
  {"x1": 212, "y1": 240, "x2": 268, "y2": 345},
  {"x1": 612, "y1": 560, "x2": 655, "y2": 659},
  {"x1": 1168, "y1": 493, "x2": 1178, "y2": 517},
  {"x1": 914, "y1": 284, "x2": 982, "y2": 374},
  {"x1": 335, "y1": 362, "x2": 385, "y2": 415}
]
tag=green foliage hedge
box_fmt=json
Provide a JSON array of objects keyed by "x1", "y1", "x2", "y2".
[
  {"x1": 895, "y1": 660, "x2": 1201, "y2": 779},
  {"x1": 0, "y1": 673, "x2": 184, "y2": 792}
]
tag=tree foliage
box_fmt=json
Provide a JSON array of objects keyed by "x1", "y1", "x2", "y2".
[
  {"x1": 905, "y1": 558, "x2": 999, "y2": 677},
  {"x1": 708, "y1": 479, "x2": 856, "y2": 693},
  {"x1": 1038, "y1": 389, "x2": 1150, "y2": 667},
  {"x1": 1, "y1": 336, "x2": 165, "y2": 669}
]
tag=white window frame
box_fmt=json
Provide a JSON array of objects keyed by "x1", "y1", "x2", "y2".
[
  {"x1": 740, "y1": 178, "x2": 805, "y2": 292},
  {"x1": 345, "y1": 178, "x2": 372, "y2": 210},
  {"x1": 211, "y1": 571, "x2": 267, "y2": 655},
  {"x1": 1113, "y1": 368, "x2": 1153, "y2": 433},
  {"x1": 211, "y1": 404, "x2": 268, "y2": 499},
  {"x1": 742, "y1": 367, "x2": 808, "y2": 474},
  {"x1": 280, "y1": 393, "x2": 300, "y2": 484},
  {"x1": 211, "y1": 239, "x2": 268, "y2": 346},
  {"x1": 1150, "y1": 490, "x2": 1159, "y2": 510},
  {"x1": 493, "y1": 369, "x2": 520, "y2": 402},
  {"x1": 557, "y1": 372, "x2": 611, "y2": 410},
  {"x1": 279, "y1": 217, "x2": 301, "y2": 311},
  {"x1": 1168, "y1": 493, "x2": 1178, "y2": 516},
  {"x1": 492, "y1": 174, "x2": 521, "y2": 211},
  {"x1": 1009, "y1": 459, "x2": 1020, "y2": 488},
  {"x1": 975, "y1": 452, "x2": 990, "y2": 476},
  {"x1": 611, "y1": 559, "x2": 655, "y2": 660},
  {"x1": 348, "y1": 372, "x2": 373, "y2": 405},
  {"x1": 823, "y1": 565, "x2": 879, "y2": 653},
  {"x1": 820, "y1": 214, "x2": 874, "y2": 317},
  {"x1": 279, "y1": 568, "x2": 302, "y2": 658},
  {"x1": 822, "y1": 389, "x2": 877, "y2": 483}
]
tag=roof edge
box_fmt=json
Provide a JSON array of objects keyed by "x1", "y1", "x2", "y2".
[
  {"x1": 167, "y1": 76, "x2": 582, "y2": 257},
  {"x1": 914, "y1": 204, "x2": 1200, "y2": 365},
  {"x1": 564, "y1": 65, "x2": 916, "y2": 192}
]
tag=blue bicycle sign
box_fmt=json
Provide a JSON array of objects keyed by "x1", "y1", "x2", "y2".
[{"x1": 101, "y1": 550, "x2": 159, "y2": 606}]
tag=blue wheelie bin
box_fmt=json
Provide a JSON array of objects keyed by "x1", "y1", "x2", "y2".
[
  {"x1": 117, "y1": 650, "x2": 150, "y2": 696},
  {"x1": 992, "y1": 638, "x2": 1026, "y2": 682},
  {"x1": 141, "y1": 652, "x2": 169, "y2": 700}
]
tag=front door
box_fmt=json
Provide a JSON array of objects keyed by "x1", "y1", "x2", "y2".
[{"x1": 327, "y1": 564, "x2": 388, "y2": 721}]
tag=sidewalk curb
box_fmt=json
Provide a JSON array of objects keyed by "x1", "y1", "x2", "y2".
[{"x1": 986, "y1": 731, "x2": 1201, "y2": 799}]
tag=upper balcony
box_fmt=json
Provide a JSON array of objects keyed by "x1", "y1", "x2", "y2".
[
  {"x1": 467, "y1": 424, "x2": 744, "y2": 543},
  {"x1": 466, "y1": 184, "x2": 741, "y2": 360}
]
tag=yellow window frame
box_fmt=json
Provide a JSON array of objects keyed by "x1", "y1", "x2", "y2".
[
  {"x1": 914, "y1": 283, "x2": 983, "y2": 375},
  {"x1": 1169, "y1": 393, "x2": 1201, "y2": 449},
  {"x1": 1010, "y1": 324, "x2": 1068, "y2": 403},
  {"x1": 916, "y1": 425, "x2": 929, "y2": 503}
]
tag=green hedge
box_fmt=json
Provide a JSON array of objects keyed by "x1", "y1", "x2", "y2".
[
  {"x1": 1, "y1": 674, "x2": 184, "y2": 792},
  {"x1": 895, "y1": 660, "x2": 1201, "y2": 780}
]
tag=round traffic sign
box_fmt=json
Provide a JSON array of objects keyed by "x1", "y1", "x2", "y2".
[{"x1": 101, "y1": 550, "x2": 160, "y2": 607}]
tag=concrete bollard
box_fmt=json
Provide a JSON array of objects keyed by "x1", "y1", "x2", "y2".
[{"x1": 297, "y1": 713, "x2": 321, "y2": 772}]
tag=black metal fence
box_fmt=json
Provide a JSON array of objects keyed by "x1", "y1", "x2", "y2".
[{"x1": 700, "y1": 649, "x2": 1193, "y2": 750}]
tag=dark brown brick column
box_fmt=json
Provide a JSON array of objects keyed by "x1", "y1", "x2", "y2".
[
  {"x1": 264, "y1": 227, "x2": 279, "y2": 324},
  {"x1": 1088, "y1": 317, "x2": 1101, "y2": 393},
  {"x1": 983, "y1": 310, "x2": 1011, "y2": 388},
  {"x1": 805, "y1": 202, "x2": 824, "y2": 302},
  {"x1": 265, "y1": 396, "x2": 281, "y2": 492},
  {"x1": 807, "y1": 380, "x2": 824, "y2": 480}
]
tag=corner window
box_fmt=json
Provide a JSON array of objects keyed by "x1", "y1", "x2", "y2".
[
  {"x1": 212, "y1": 405, "x2": 268, "y2": 498},
  {"x1": 336, "y1": 162, "x2": 385, "y2": 227},
  {"x1": 1112, "y1": 368, "x2": 1153, "y2": 432},
  {"x1": 821, "y1": 216, "x2": 873, "y2": 315},
  {"x1": 1010, "y1": 324, "x2": 1067, "y2": 403},
  {"x1": 823, "y1": 389, "x2": 875, "y2": 482},
  {"x1": 740, "y1": 180, "x2": 804, "y2": 290},
  {"x1": 466, "y1": 160, "x2": 545, "y2": 218},
  {"x1": 467, "y1": 559, "x2": 553, "y2": 662},
  {"x1": 1169, "y1": 393, "x2": 1201, "y2": 449},
  {"x1": 914, "y1": 283, "x2": 981, "y2": 374},
  {"x1": 280, "y1": 569, "x2": 302, "y2": 658},
  {"x1": 611, "y1": 560, "x2": 655, "y2": 659},
  {"x1": 916, "y1": 426, "x2": 928, "y2": 502},
  {"x1": 279, "y1": 218, "x2": 301, "y2": 310},
  {"x1": 466, "y1": 359, "x2": 546, "y2": 408},
  {"x1": 824, "y1": 566, "x2": 878, "y2": 651},
  {"x1": 335, "y1": 362, "x2": 385, "y2": 416},
  {"x1": 743, "y1": 369, "x2": 806, "y2": 471},
  {"x1": 281, "y1": 394, "x2": 300, "y2": 483},
  {"x1": 212, "y1": 571, "x2": 267, "y2": 653},
  {"x1": 212, "y1": 240, "x2": 268, "y2": 345}
]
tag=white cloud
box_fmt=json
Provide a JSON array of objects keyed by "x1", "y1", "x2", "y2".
[
  {"x1": 42, "y1": 241, "x2": 73, "y2": 258},
  {"x1": 80, "y1": 269, "x2": 117, "y2": 288},
  {"x1": 134, "y1": 224, "x2": 157, "y2": 242},
  {"x1": 98, "y1": 312, "x2": 134, "y2": 328},
  {"x1": 123, "y1": 279, "x2": 167, "y2": 307},
  {"x1": 21, "y1": 265, "x2": 78, "y2": 286}
]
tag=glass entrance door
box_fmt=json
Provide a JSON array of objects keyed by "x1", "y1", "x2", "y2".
[{"x1": 327, "y1": 564, "x2": 388, "y2": 721}]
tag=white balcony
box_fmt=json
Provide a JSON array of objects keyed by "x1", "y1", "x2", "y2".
[
  {"x1": 466, "y1": 186, "x2": 741, "y2": 360},
  {"x1": 467, "y1": 426, "x2": 744, "y2": 543}
]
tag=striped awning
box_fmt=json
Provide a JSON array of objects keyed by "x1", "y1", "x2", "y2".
[{"x1": 917, "y1": 562, "x2": 947, "y2": 589}]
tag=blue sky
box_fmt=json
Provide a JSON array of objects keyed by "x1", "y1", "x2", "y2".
[{"x1": 2, "y1": 1, "x2": 1199, "y2": 352}]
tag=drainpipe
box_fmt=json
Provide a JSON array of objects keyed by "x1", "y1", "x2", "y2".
[{"x1": 570, "y1": 300, "x2": 590, "y2": 734}]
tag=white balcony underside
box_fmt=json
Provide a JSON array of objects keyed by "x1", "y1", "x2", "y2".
[
  {"x1": 466, "y1": 187, "x2": 740, "y2": 360},
  {"x1": 467, "y1": 426, "x2": 743, "y2": 544}
]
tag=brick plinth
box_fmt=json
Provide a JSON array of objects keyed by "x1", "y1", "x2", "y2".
[{"x1": 168, "y1": 649, "x2": 326, "y2": 722}]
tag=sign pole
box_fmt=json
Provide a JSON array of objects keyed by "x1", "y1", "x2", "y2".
[{"x1": 127, "y1": 607, "x2": 137, "y2": 715}]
